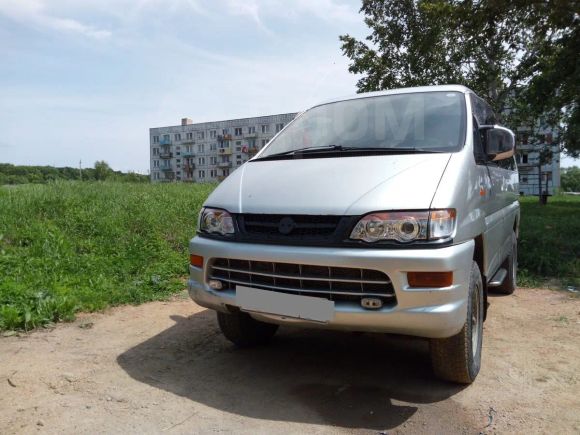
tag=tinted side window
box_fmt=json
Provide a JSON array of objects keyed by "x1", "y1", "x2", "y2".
[{"x1": 470, "y1": 94, "x2": 497, "y2": 126}]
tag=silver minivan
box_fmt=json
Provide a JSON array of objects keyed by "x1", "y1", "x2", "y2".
[{"x1": 188, "y1": 85, "x2": 519, "y2": 384}]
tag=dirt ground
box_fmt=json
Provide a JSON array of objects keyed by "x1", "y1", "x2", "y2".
[{"x1": 1, "y1": 288, "x2": 579, "y2": 434}]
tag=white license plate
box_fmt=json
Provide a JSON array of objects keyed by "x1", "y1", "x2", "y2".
[{"x1": 236, "y1": 285, "x2": 335, "y2": 323}]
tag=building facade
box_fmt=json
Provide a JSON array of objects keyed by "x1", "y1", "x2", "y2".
[
  {"x1": 150, "y1": 113, "x2": 297, "y2": 183},
  {"x1": 514, "y1": 130, "x2": 561, "y2": 196}
]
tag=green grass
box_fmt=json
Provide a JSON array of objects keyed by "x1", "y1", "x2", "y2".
[
  {"x1": 0, "y1": 182, "x2": 578, "y2": 331},
  {"x1": 0, "y1": 181, "x2": 215, "y2": 331},
  {"x1": 518, "y1": 195, "x2": 580, "y2": 288}
]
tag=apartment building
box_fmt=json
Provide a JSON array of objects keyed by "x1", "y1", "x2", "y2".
[
  {"x1": 150, "y1": 113, "x2": 298, "y2": 183},
  {"x1": 514, "y1": 129, "x2": 561, "y2": 196}
]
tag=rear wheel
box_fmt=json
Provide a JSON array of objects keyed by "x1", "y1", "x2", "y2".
[
  {"x1": 430, "y1": 261, "x2": 484, "y2": 384},
  {"x1": 217, "y1": 310, "x2": 278, "y2": 347},
  {"x1": 493, "y1": 231, "x2": 517, "y2": 295}
]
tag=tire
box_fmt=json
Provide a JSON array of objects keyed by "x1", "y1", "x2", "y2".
[
  {"x1": 430, "y1": 261, "x2": 484, "y2": 384},
  {"x1": 217, "y1": 310, "x2": 278, "y2": 347},
  {"x1": 494, "y1": 231, "x2": 517, "y2": 295}
]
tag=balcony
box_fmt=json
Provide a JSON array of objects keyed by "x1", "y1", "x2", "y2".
[
  {"x1": 217, "y1": 134, "x2": 232, "y2": 142},
  {"x1": 244, "y1": 132, "x2": 257, "y2": 139},
  {"x1": 218, "y1": 148, "x2": 232, "y2": 155},
  {"x1": 182, "y1": 152, "x2": 195, "y2": 158},
  {"x1": 161, "y1": 166, "x2": 174, "y2": 172},
  {"x1": 159, "y1": 137, "x2": 172, "y2": 145},
  {"x1": 217, "y1": 175, "x2": 227, "y2": 182},
  {"x1": 159, "y1": 152, "x2": 173, "y2": 159},
  {"x1": 247, "y1": 147, "x2": 259, "y2": 156},
  {"x1": 217, "y1": 162, "x2": 232, "y2": 168}
]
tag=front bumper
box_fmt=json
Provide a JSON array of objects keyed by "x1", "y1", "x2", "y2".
[{"x1": 188, "y1": 237, "x2": 475, "y2": 338}]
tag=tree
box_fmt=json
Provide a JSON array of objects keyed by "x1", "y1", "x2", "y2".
[
  {"x1": 561, "y1": 167, "x2": 580, "y2": 192},
  {"x1": 340, "y1": 0, "x2": 579, "y2": 154},
  {"x1": 523, "y1": 3, "x2": 579, "y2": 157},
  {"x1": 94, "y1": 161, "x2": 113, "y2": 181}
]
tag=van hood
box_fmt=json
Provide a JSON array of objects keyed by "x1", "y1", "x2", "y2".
[{"x1": 206, "y1": 154, "x2": 452, "y2": 215}]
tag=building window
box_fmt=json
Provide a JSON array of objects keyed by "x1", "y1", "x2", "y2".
[
  {"x1": 198, "y1": 157, "x2": 205, "y2": 165},
  {"x1": 198, "y1": 144, "x2": 205, "y2": 153},
  {"x1": 174, "y1": 133, "x2": 181, "y2": 141},
  {"x1": 153, "y1": 160, "x2": 159, "y2": 167},
  {"x1": 210, "y1": 143, "x2": 217, "y2": 150},
  {"x1": 276, "y1": 123, "x2": 284, "y2": 132},
  {"x1": 163, "y1": 134, "x2": 170, "y2": 142},
  {"x1": 248, "y1": 126, "x2": 256, "y2": 134},
  {"x1": 186, "y1": 132, "x2": 193, "y2": 140},
  {"x1": 222, "y1": 128, "x2": 229, "y2": 135},
  {"x1": 522, "y1": 154, "x2": 528, "y2": 164},
  {"x1": 153, "y1": 135, "x2": 159, "y2": 143},
  {"x1": 261, "y1": 125, "x2": 269, "y2": 133},
  {"x1": 248, "y1": 139, "x2": 256, "y2": 148},
  {"x1": 210, "y1": 130, "x2": 216, "y2": 138},
  {"x1": 198, "y1": 170, "x2": 205, "y2": 178},
  {"x1": 197, "y1": 131, "x2": 205, "y2": 140},
  {"x1": 521, "y1": 176, "x2": 528, "y2": 183},
  {"x1": 153, "y1": 148, "x2": 159, "y2": 155},
  {"x1": 211, "y1": 169, "x2": 217, "y2": 177},
  {"x1": 211, "y1": 156, "x2": 217, "y2": 165},
  {"x1": 234, "y1": 127, "x2": 242, "y2": 136},
  {"x1": 261, "y1": 139, "x2": 268, "y2": 146}
]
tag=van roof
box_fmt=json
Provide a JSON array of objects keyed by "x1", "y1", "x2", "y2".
[{"x1": 317, "y1": 84, "x2": 474, "y2": 107}]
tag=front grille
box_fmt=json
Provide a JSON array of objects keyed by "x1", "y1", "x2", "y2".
[
  {"x1": 208, "y1": 258, "x2": 396, "y2": 304},
  {"x1": 236, "y1": 214, "x2": 343, "y2": 239}
]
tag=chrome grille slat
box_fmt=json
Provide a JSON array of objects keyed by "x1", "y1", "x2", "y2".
[
  {"x1": 211, "y1": 265, "x2": 391, "y2": 284},
  {"x1": 209, "y1": 276, "x2": 396, "y2": 298}
]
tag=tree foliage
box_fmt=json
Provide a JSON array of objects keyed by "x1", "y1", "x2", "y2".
[
  {"x1": 340, "y1": 0, "x2": 579, "y2": 154},
  {"x1": 561, "y1": 166, "x2": 580, "y2": 192},
  {"x1": 94, "y1": 160, "x2": 113, "y2": 181}
]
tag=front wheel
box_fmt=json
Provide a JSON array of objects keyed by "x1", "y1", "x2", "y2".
[
  {"x1": 217, "y1": 310, "x2": 278, "y2": 347},
  {"x1": 430, "y1": 261, "x2": 484, "y2": 384}
]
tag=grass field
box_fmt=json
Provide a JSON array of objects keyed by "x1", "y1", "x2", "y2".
[
  {"x1": 0, "y1": 182, "x2": 578, "y2": 331},
  {"x1": 0, "y1": 182, "x2": 214, "y2": 331},
  {"x1": 518, "y1": 195, "x2": 580, "y2": 288}
]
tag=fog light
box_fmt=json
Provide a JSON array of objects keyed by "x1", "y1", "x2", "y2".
[
  {"x1": 361, "y1": 297, "x2": 383, "y2": 310},
  {"x1": 208, "y1": 279, "x2": 223, "y2": 290}
]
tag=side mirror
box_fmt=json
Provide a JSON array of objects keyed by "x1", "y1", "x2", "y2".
[{"x1": 480, "y1": 125, "x2": 515, "y2": 161}]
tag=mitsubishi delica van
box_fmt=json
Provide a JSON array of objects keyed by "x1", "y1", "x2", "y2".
[{"x1": 188, "y1": 85, "x2": 519, "y2": 384}]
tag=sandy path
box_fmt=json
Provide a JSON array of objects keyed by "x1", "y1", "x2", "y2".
[{"x1": 1, "y1": 288, "x2": 579, "y2": 434}]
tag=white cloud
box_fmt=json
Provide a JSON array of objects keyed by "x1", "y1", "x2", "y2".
[{"x1": 0, "y1": 0, "x2": 111, "y2": 39}]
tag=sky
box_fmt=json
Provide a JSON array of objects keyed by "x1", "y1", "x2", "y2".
[{"x1": 0, "y1": 0, "x2": 577, "y2": 173}]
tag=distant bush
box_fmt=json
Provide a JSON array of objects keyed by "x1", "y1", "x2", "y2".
[{"x1": 0, "y1": 163, "x2": 149, "y2": 185}]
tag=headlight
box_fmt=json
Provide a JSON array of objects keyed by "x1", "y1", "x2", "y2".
[
  {"x1": 198, "y1": 208, "x2": 235, "y2": 236},
  {"x1": 350, "y1": 209, "x2": 456, "y2": 243}
]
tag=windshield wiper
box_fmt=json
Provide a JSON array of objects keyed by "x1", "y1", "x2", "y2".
[{"x1": 252, "y1": 145, "x2": 444, "y2": 161}]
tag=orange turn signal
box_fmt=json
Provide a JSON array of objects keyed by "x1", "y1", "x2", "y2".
[
  {"x1": 407, "y1": 271, "x2": 453, "y2": 288},
  {"x1": 190, "y1": 254, "x2": 204, "y2": 268}
]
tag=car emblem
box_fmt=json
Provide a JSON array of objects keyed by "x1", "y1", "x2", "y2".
[{"x1": 278, "y1": 217, "x2": 295, "y2": 235}]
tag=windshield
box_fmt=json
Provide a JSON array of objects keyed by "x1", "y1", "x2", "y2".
[{"x1": 259, "y1": 91, "x2": 466, "y2": 158}]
